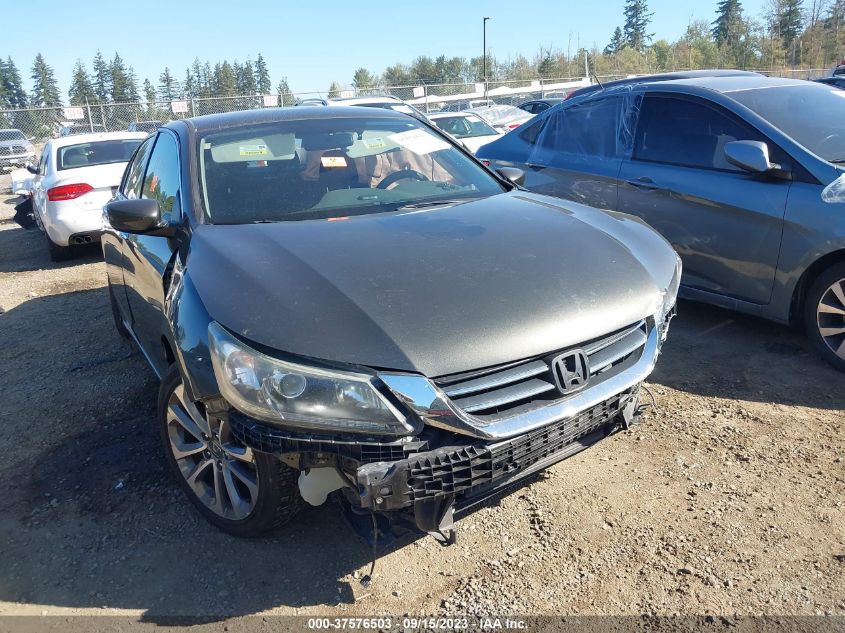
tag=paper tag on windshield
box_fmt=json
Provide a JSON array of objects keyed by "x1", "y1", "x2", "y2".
[
  {"x1": 363, "y1": 137, "x2": 386, "y2": 150},
  {"x1": 388, "y1": 129, "x2": 450, "y2": 155},
  {"x1": 239, "y1": 144, "x2": 268, "y2": 156},
  {"x1": 321, "y1": 156, "x2": 348, "y2": 168}
]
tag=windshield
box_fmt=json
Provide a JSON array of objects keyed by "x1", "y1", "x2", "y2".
[
  {"x1": 728, "y1": 83, "x2": 845, "y2": 162},
  {"x1": 58, "y1": 139, "x2": 143, "y2": 170},
  {"x1": 0, "y1": 130, "x2": 26, "y2": 142},
  {"x1": 432, "y1": 115, "x2": 498, "y2": 139},
  {"x1": 198, "y1": 116, "x2": 505, "y2": 224}
]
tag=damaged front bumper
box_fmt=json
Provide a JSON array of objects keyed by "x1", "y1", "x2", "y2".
[{"x1": 229, "y1": 386, "x2": 640, "y2": 542}]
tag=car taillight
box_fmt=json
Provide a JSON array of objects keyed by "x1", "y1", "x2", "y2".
[
  {"x1": 48, "y1": 183, "x2": 93, "y2": 201},
  {"x1": 480, "y1": 159, "x2": 491, "y2": 166},
  {"x1": 507, "y1": 123, "x2": 522, "y2": 129}
]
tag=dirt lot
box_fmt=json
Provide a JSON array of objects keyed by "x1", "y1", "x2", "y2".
[{"x1": 0, "y1": 172, "x2": 843, "y2": 622}]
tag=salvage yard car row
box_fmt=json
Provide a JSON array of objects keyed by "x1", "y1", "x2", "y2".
[{"x1": 4, "y1": 70, "x2": 843, "y2": 551}]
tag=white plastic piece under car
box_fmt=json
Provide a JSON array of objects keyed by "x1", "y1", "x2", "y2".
[
  {"x1": 822, "y1": 172, "x2": 845, "y2": 203},
  {"x1": 298, "y1": 467, "x2": 347, "y2": 506},
  {"x1": 9, "y1": 168, "x2": 33, "y2": 196}
]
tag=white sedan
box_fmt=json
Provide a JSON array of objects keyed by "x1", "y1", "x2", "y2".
[
  {"x1": 29, "y1": 131, "x2": 147, "y2": 261},
  {"x1": 427, "y1": 112, "x2": 503, "y2": 153}
]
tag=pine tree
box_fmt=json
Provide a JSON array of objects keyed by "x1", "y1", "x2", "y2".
[
  {"x1": 713, "y1": 0, "x2": 744, "y2": 44},
  {"x1": 237, "y1": 59, "x2": 257, "y2": 94},
  {"x1": 623, "y1": 0, "x2": 654, "y2": 52},
  {"x1": 158, "y1": 67, "x2": 180, "y2": 101},
  {"x1": 183, "y1": 68, "x2": 195, "y2": 99},
  {"x1": 92, "y1": 50, "x2": 110, "y2": 102},
  {"x1": 779, "y1": 0, "x2": 804, "y2": 53},
  {"x1": 110, "y1": 53, "x2": 132, "y2": 102},
  {"x1": 0, "y1": 59, "x2": 9, "y2": 109},
  {"x1": 604, "y1": 27, "x2": 626, "y2": 55},
  {"x1": 143, "y1": 78, "x2": 156, "y2": 105},
  {"x1": 2, "y1": 57, "x2": 28, "y2": 108},
  {"x1": 255, "y1": 53, "x2": 271, "y2": 93},
  {"x1": 352, "y1": 68, "x2": 377, "y2": 90},
  {"x1": 127, "y1": 66, "x2": 140, "y2": 101},
  {"x1": 30, "y1": 53, "x2": 61, "y2": 107},
  {"x1": 214, "y1": 61, "x2": 237, "y2": 97},
  {"x1": 277, "y1": 77, "x2": 294, "y2": 106},
  {"x1": 68, "y1": 60, "x2": 95, "y2": 105},
  {"x1": 327, "y1": 81, "x2": 342, "y2": 98}
]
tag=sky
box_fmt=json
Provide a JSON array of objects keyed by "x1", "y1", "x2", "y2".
[{"x1": 3, "y1": 0, "x2": 768, "y2": 98}]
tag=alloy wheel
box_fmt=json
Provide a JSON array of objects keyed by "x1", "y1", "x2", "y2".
[
  {"x1": 165, "y1": 384, "x2": 259, "y2": 520},
  {"x1": 816, "y1": 277, "x2": 845, "y2": 360}
]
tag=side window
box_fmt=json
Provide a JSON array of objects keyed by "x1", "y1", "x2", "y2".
[
  {"x1": 539, "y1": 96, "x2": 623, "y2": 159},
  {"x1": 634, "y1": 95, "x2": 766, "y2": 171},
  {"x1": 522, "y1": 103, "x2": 536, "y2": 114},
  {"x1": 517, "y1": 117, "x2": 546, "y2": 146},
  {"x1": 38, "y1": 148, "x2": 48, "y2": 175},
  {"x1": 122, "y1": 138, "x2": 154, "y2": 199},
  {"x1": 141, "y1": 133, "x2": 181, "y2": 223}
]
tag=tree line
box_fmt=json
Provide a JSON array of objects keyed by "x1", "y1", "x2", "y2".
[{"x1": 2, "y1": 0, "x2": 845, "y2": 111}]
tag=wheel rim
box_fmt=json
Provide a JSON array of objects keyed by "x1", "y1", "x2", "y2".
[
  {"x1": 816, "y1": 277, "x2": 845, "y2": 360},
  {"x1": 166, "y1": 384, "x2": 259, "y2": 520}
]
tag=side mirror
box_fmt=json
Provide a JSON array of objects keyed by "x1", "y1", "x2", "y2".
[
  {"x1": 25, "y1": 162, "x2": 37, "y2": 175},
  {"x1": 105, "y1": 198, "x2": 173, "y2": 235},
  {"x1": 496, "y1": 167, "x2": 526, "y2": 187},
  {"x1": 724, "y1": 140, "x2": 780, "y2": 174}
]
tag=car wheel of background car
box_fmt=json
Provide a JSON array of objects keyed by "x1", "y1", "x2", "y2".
[
  {"x1": 46, "y1": 234, "x2": 72, "y2": 262},
  {"x1": 158, "y1": 366, "x2": 304, "y2": 537},
  {"x1": 804, "y1": 261, "x2": 845, "y2": 372},
  {"x1": 107, "y1": 284, "x2": 130, "y2": 340}
]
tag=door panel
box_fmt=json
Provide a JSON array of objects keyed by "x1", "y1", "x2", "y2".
[
  {"x1": 618, "y1": 94, "x2": 790, "y2": 305},
  {"x1": 104, "y1": 137, "x2": 154, "y2": 315},
  {"x1": 123, "y1": 132, "x2": 182, "y2": 375}
]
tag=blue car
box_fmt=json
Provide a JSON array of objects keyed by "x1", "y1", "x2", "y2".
[{"x1": 478, "y1": 73, "x2": 845, "y2": 371}]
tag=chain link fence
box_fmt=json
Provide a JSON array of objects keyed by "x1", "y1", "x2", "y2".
[{"x1": 0, "y1": 70, "x2": 833, "y2": 147}]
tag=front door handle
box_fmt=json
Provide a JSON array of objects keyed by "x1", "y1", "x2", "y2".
[{"x1": 625, "y1": 176, "x2": 663, "y2": 191}]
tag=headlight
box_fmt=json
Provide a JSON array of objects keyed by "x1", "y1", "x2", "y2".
[
  {"x1": 208, "y1": 322, "x2": 413, "y2": 436},
  {"x1": 657, "y1": 256, "x2": 682, "y2": 325}
]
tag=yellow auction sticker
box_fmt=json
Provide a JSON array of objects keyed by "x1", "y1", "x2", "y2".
[{"x1": 239, "y1": 144, "x2": 269, "y2": 156}]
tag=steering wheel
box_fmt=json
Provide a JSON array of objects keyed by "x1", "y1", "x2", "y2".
[{"x1": 377, "y1": 169, "x2": 429, "y2": 190}]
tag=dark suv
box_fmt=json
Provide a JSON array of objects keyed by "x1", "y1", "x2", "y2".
[{"x1": 102, "y1": 107, "x2": 680, "y2": 541}]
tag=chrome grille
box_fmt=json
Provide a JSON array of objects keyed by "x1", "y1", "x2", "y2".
[
  {"x1": 0, "y1": 145, "x2": 25, "y2": 156},
  {"x1": 435, "y1": 320, "x2": 648, "y2": 419}
]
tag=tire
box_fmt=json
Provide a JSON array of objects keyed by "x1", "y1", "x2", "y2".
[
  {"x1": 157, "y1": 366, "x2": 303, "y2": 537},
  {"x1": 803, "y1": 261, "x2": 845, "y2": 372},
  {"x1": 46, "y1": 233, "x2": 73, "y2": 262},
  {"x1": 107, "y1": 284, "x2": 130, "y2": 340}
]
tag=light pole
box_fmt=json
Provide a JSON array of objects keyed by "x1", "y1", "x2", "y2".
[{"x1": 483, "y1": 16, "x2": 491, "y2": 101}]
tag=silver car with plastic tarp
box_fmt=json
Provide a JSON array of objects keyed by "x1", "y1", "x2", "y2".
[{"x1": 479, "y1": 74, "x2": 845, "y2": 371}]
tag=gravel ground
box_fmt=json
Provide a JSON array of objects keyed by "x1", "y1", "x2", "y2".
[{"x1": 0, "y1": 171, "x2": 843, "y2": 622}]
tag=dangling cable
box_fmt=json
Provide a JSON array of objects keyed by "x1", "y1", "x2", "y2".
[{"x1": 359, "y1": 510, "x2": 378, "y2": 588}]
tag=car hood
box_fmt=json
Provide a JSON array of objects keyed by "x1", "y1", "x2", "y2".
[{"x1": 188, "y1": 192, "x2": 676, "y2": 377}]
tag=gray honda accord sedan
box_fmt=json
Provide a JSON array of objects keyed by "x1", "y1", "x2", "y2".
[{"x1": 102, "y1": 107, "x2": 680, "y2": 542}]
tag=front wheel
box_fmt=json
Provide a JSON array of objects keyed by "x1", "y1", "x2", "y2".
[
  {"x1": 158, "y1": 366, "x2": 304, "y2": 536},
  {"x1": 804, "y1": 261, "x2": 845, "y2": 372}
]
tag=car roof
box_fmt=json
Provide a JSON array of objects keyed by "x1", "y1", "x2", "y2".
[
  {"x1": 328, "y1": 95, "x2": 402, "y2": 105},
  {"x1": 0, "y1": 128, "x2": 24, "y2": 132},
  {"x1": 568, "y1": 69, "x2": 763, "y2": 98},
  {"x1": 659, "y1": 75, "x2": 811, "y2": 93},
  {"x1": 49, "y1": 131, "x2": 149, "y2": 147},
  {"x1": 428, "y1": 111, "x2": 488, "y2": 119},
  {"x1": 180, "y1": 105, "x2": 411, "y2": 134}
]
